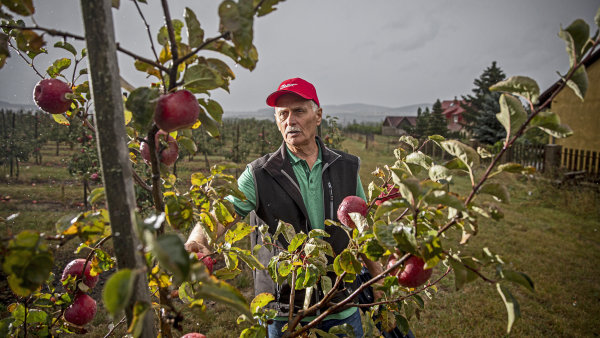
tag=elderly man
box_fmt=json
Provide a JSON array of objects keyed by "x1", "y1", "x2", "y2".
[{"x1": 186, "y1": 78, "x2": 382, "y2": 337}]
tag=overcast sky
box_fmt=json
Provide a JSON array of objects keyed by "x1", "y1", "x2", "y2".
[{"x1": 0, "y1": 0, "x2": 598, "y2": 112}]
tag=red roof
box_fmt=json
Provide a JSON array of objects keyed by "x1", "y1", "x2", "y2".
[
  {"x1": 441, "y1": 99, "x2": 466, "y2": 132},
  {"x1": 383, "y1": 116, "x2": 417, "y2": 128}
]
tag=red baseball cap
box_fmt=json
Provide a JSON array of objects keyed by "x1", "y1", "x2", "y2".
[{"x1": 266, "y1": 77, "x2": 320, "y2": 107}]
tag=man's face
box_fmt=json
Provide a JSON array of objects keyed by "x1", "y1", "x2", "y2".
[{"x1": 274, "y1": 94, "x2": 322, "y2": 149}]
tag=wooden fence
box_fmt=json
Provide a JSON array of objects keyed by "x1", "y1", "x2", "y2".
[
  {"x1": 561, "y1": 147, "x2": 600, "y2": 178},
  {"x1": 419, "y1": 140, "x2": 599, "y2": 181}
]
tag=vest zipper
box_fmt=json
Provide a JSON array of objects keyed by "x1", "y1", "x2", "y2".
[{"x1": 328, "y1": 181, "x2": 334, "y2": 219}]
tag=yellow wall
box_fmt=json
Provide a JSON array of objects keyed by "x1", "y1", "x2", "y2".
[{"x1": 552, "y1": 59, "x2": 600, "y2": 152}]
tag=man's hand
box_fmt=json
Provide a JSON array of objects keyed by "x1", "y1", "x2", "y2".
[{"x1": 184, "y1": 223, "x2": 212, "y2": 254}]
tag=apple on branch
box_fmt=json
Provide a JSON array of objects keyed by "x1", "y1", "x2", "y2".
[
  {"x1": 140, "y1": 130, "x2": 179, "y2": 166},
  {"x1": 61, "y1": 258, "x2": 99, "y2": 290},
  {"x1": 337, "y1": 195, "x2": 368, "y2": 229},
  {"x1": 64, "y1": 292, "x2": 97, "y2": 326},
  {"x1": 154, "y1": 89, "x2": 200, "y2": 132},
  {"x1": 182, "y1": 333, "x2": 207, "y2": 338},
  {"x1": 387, "y1": 254, "x2": 433, "y2": 288},
  {"x1": 33, "y1": 78, "x2": 73, "y2": 114}
]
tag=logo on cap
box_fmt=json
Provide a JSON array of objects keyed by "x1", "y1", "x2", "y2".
[{"x1": 279, "y1": 83, "x2": 297, "y2": 89}]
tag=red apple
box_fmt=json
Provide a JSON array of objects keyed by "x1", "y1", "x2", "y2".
[
  {"x1": 62, "y1": 258, "x2": 99, "y2": 289},
  {"x1": 387, "y1": 255, "x2": 432, "y2": 288},
  {"x1": 154, "y1": 90, "x2": 199, "y2": 132},
  {"x1": 196, "y1": 253, "x2": 216, "y2": 274},
  {"x1": 182, "y1": 333, "x2": 207, "y2": 338},
  {"x1": 64, "y1": 293, "x2": 97, "y2": 326},
  {"x1": 33, "y1": 78, "x2": 73, "y2": 114},
  {"x1": 140, "y1": 131, "x2": 179, "y2": 166},
  {"x1": 375, "y1": 184, "x2": 402, "y2": 206},
  {"x1": 336, "y1": 196, "x2": 368, "y2": 228}
]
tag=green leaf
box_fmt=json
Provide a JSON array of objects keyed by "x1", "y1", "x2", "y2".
[
  {"x1": 198, "y1": 107, "x2": 221, "y2": 138},
  {"x1": 102, "y1": 269, "x2": 135, "y2": 316},
  {"x1": 232, "y1": 247, "x2": 265, "y2": 270},
  {"x1": 405, "y1": 151, "x2": 433, "y2": 170},
  {"x1": 565, "y1": 19, "x2": 590, "y2": 59},
  {"x1": 164, "y1": 193, "x2": 194, "y2": 231},
  {"x1": 394, "y1": 314, "x2": 410, "y2": 335},
  {"x1": 274, "y1": 220, "x2": 296, "y2": 244},
  {"x1": 373, "y1": 199, "x2": 408, "y2": 221},
  {"x1": 128, "y1": 301, "x2": 150, "y2": 338},
  {"x1": 54, "y1": 41, "x2": 77, "y2": 56},
  {"x1": 288, "y1": 233, "x2": 307, "y2": 252},
  {"x1": 152, "y1": 234, "x2": 190, "y2": 283},
  {"x1": 134, "y1": 60, "x2": 161, "y2": 78},
  {"x1": 308, "y1": 229, "x2": 330, "y2": 238},
  {"x1": 46, "y1": 57, "x2": 71, "y2": 78},
  {"x1": 241, "y1": 325, "x2": 267, "y2": 338},
  {"x1": 395, "y1": 178, "x2": 421, "y2": 207},
  {"x1": 448, "y1": 255, "x2": 479, "y2": 290},
  {"x1": 125, "y1": 87, "x2": 159, "y2": 132},
  {"x1": 392, "y1": 225, "x2": 418, "y2": 254},
  {"x1": 3, "y1": 231, "x2": 53, "y2": 297},
  {"x1": 479, "y1": 182, "x2": 510, "y2": 203},
  {"x1": 441, "y1": 140, "x2": 479, "y2": 167},
  {"x1": 87, "y1": 187, "x2": 105, "y2": 205},
  {"x1": 2, "y1": 0, "x2": 35, "y2": 16},
  {"x1": 497, "y1": 94, "x2": 527, "y2": 141},
  {"x1": 360, "y1": 238, "x2": 385, "y2": 261},
  {"x1": 566, "y1": 66, "x2": 588, "y2": 101},
  {"x1": 373, "y1": 222, "x2": 397, "y2": 250},
  {"x1": 184, "y1": 7, "x2": 204, "y2": 48},
  {"x1": 368, "y1": 181, "x2": 382, "y2": 201},
  {"x1": 224, "y1": 222, "x2": 253, "y2": 244},
  {"x1": 528, "y1": 110, "x2": 573, "y2": 138},
  {"x1": 178, "y1": 136, "x2": 197, "y2": 154},
  {"x1": 328, "y1": 324, "x2": 356, "y2": 338},
  {"x1": 254, "y1": 0, "x2": 287, "y2": 17},
  {"x1": 421, "y1": 232, "x2": 443, "y2": 269},
  {"x1": 196, "y1": 276, "x2": 251, "y2": 317},
  {"x1": 428, "y1": 164, "x2": 452, "y2": 183},
  {"x1": 250, "y1": 292, "x2": 274, "y2": 314},
  {"x1": 157, "y1": 19, "x2": 184, "y2": 46},
  {"x1": 111, "y1": 0, "x2": 120, "y2": 9},
  {"x1": 399, "y1": 135, "x2": 418, "y2": 150},
  {"x1": 490, "y1": 76, "x2": 540, "y2": 104},
  {"x1": 496, "y1": 283, "x2": 520, "y2": 334},
  {"x1": 198, "y1": 98, "x2": 224, "y2": 123},
  {"x1": 595, "y1": 6, "x2": 600, "y2": 28},
  {"x1": 496, "y1": 163, "x2": 525, "y2": 174},
  {"x1": 338, "y1": 249, "x2": 361, "y2": 274},
  {"x1": 213, "y1": 267, "x2": 241, "y2": 280},
  {"x1": 424, "y1": 189, "x2": 466, "y2": 211},
  {"x1": 184, "y1": 64, "x2": 221, "y2": 93},
  {"x1": 499, "y1": 269, "x2": 535, "y2": 292}
]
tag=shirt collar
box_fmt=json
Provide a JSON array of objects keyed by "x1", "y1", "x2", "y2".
[{"x1": 285, "y1": 140, "x2": 322, "y2": 166}]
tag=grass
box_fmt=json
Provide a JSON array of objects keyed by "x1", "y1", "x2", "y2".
[{"x1": 1, "y1": 137, "x2": 600, "y2": 337}]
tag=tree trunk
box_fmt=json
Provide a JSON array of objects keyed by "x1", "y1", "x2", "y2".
[{"x1": 80, "y1": 1, "x2": 155, "y2": 336}]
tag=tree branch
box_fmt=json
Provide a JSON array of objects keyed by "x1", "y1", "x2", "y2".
[
  {"x1": 0, "y1": 24, "x2": 169, "y2": 73},
  {"x1": 160, "y1": 0, "x2": 178, "y2": 90},
  {"x1": 6, "y1": 39, "x2": 44, "y2": 78}
]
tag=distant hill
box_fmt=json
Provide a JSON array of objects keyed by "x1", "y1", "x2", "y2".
[
  {"x1": 225, "y1": 103, "x2": 431, "y2": 125},
  {"x1": 0, "y1": 100, "x2": 431, "y2": 125},
  {"x1": 0, "y1": 100, "x2": 39, "y2": 112}
]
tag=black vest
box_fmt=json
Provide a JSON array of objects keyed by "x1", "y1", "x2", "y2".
[{"x1": 249, "y1": 137, "x2": 360, "y2": 315}]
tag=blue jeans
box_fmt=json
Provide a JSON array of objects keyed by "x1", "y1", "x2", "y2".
[{"x1": 267, "y1": 308, "x2": 364, "y2": 337}]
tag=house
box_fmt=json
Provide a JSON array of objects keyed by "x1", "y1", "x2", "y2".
[
  {"x1": 440, "y1": 99, "x2": 466, "y2": 132},
  {"x1": 538, "y1": 49, "x2": 600, "y2": 153},
  {"x1": 382, "y1": 116, "x2": 417, "y2": 136}
]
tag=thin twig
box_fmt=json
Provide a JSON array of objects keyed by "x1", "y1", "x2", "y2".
[
  {"x1": 131, "y1": 0, "x2": 165, "y2": 85},
  {"x1": 0, "y1": 24, "x2": 169, "y2": 72},
  {"x1": 103, "y1": 315, "x2": 127, "y2": 338},
  {"x1": 160, "y1": 0, "x2": 178, "y2": 90},
  {"x1": 355, "y1": 266, "x2": 452, "y2": 308},
  {"x1": 7, "y1": 39, "x2": 44, "y2": 78},
  {"x1": 288, "y1": 269, "x2": 297, "y2": 326}
]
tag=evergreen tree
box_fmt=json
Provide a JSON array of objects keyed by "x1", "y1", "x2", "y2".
[
  {"x1": 414, "y1": 106, "x2": 429, "y2": 139},
  {"x1": 427, "y1": 99, "x2": 448, "y2": 137},
  {"x1": 461, "y1": 61, "x2": 507, "y2": 144}
]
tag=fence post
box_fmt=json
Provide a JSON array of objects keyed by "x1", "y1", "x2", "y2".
[{"x1": 544, "y1": 144, "x2": 562, "y2": 175}]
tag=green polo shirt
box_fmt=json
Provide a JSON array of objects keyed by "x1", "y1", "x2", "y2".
[{"x1": 225, "y1": 144, "x2": 366, "y2": 322}]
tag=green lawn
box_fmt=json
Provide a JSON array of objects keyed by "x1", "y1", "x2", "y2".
[{"x1": 1, "y1": 137, "x2": 599, "y2": 337}]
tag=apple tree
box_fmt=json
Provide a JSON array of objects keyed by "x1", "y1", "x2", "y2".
[{"x1": 1, "y1": 1, "x2": 599, "y2": 337}]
